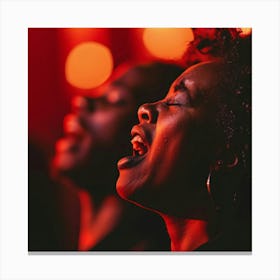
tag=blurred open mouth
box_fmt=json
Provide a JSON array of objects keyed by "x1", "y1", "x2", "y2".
[
  {"x1": 55, "y1": 135, "x2": 81, "y2": 154},
  {"x1": 117, "y1": 126, "x2": 149, "y2": 170},
  {"x1": 56, "y1": 115, "x2": 86, "y2": 154}
]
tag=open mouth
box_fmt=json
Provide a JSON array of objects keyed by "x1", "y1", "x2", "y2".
[
  {"x1": 131, "y1": 134, "x2": 148, "y2": 156},
  {"x1": 55, "y1": 136, "x2": 80, "y2": 154},
  {"x1": 60, "y1": 114, "x2": 90, "y2": 149},
  {"x1": 117, "y1": 126, "x2": 149, "y2": 169},
  {"x1": 55, "y1": 116, "x2": 87, "y2": 154},
  {"x1": 64, "y1": 115, "x2": 86, "y2": 139}
]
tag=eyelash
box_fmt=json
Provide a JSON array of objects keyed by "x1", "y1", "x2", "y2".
[{"x1": 164, "y1": 99, "x2": 181, "y2": 106}]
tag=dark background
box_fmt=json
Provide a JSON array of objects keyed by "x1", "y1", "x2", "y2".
[{"x1": 28, "y1": 28, "x2": 187, "y2": 158}]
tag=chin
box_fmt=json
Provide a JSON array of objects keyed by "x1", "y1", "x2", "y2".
[
  {"x1": 116, "y1": 173, "x2": 158, "y2": 213},
  {"x1": 116, "y1": 181, "x2": 150, "y2": 210},
  {"x1": 116, "y1": 174, "x2": 133, "y2": 201},
  {"x1": 52, "y1": 153, "x2": 82, "y2": 178},
  {"x1": 53, "y1": 155, "x2": 73, "y2": 171}
]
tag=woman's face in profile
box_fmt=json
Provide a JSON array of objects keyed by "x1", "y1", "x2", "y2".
[
  {"x1": 53, "y1": 80, "x2": 137, "y2": 173},
  {"x1": 117, "y1": 62, "x2": 224, "y2": 216}
]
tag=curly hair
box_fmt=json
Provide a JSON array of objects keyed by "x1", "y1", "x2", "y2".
[
  {"x1": 186, "y1": 29, "x2": 252, "y2": 247},
  {"x1": 215, "y1": 34, "x2": 252, "y2": 236},
  {"x1": 184, "y1": 28, "x2": 244, "y2": 67},
  {"x1": 217, "y1": 31, "x2": 252, "y2": 172},
  {"x1": 185, "y1": 28, "x2": 252, "y2": 171}
]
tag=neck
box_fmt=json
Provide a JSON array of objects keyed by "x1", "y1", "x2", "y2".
[
  {"x1": 161, "y1": 214, "x2": 210, "y2": 251},
  {"x1": 78, "y1": 189, "x2": 124, "y2": 250},
  {"x1": 61, "y1": 168, "x2": 118, "y2": 199}
]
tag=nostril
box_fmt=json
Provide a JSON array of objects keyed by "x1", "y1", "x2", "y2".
[
  {"x1": 138, "y1": 103, "x2": 157, "y2": 123},
  {"x1": 141, "y1": 112, "x2": 150, "y2": 120}
]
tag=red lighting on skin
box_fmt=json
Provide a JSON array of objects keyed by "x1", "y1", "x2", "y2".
[
  {"x1": 65, "y1": 42, "x2": 113, "y2": 89},
  {"x1": 143, "y1": 28, "x2": 194, "y2": 60}
]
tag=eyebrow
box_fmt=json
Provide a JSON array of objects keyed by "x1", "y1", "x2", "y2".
[
  {"x1": 173, "y1": 79, "x2": 193, "y2": 100},
  {"x1": 174, "y1": 79, "x2": 206, "y2": 108},
  {"x1": 174, "y1": 79, "x2": 189, "y2": 92}
]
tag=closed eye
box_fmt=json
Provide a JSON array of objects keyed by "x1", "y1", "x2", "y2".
[
  {"x1": 164, "y1": 99, "x2": 182, "y2": 106},
  {"x1": 164, "y1": 91, "x2": 192, "y2": 107},
  {"x1": 172, "y1": 81, "x2": 193, "y2": 106}
]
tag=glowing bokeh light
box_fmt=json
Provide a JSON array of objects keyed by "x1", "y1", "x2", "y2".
[
  {"x1": 143, "y1": 28, "x2": 194, "y2": 60},
  {"x1": 65, "y1": 42, "x2": 113, "y2": 89},
  {"x1": 240, "y1": 28, "x2": 252, "y2": 37}
]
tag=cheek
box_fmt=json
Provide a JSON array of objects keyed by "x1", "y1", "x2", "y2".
[
  {"x1": 150, "y1": 122, "x2": 190, "y2": 186},
  {"x1": 150, "y1": 112, "x2": 212, "y2": 188}
]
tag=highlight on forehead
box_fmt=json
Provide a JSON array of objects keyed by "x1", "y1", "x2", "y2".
[{"x1": 173, "y1": 60, "x2": 225, "y2": 94}]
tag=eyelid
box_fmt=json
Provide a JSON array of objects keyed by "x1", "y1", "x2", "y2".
[
  {"x1": 174, "y1": 80, "x2": 188, "y2": 92},
  {"x1": 173, "y1": 82, "x2": 193, "y2": 104},
  {"x1": 164, "y1": 97, "x2": 181, "y2": 106},
  {"x1": 164, "y1": 96, "x2": 187, "y2": 107},
  {"x1": 165, "y1": 91, "x2": 193, "y2": 107}
]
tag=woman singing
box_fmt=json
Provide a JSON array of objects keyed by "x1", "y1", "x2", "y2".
[{"x1": 116, "y1": 32, "x2": 251, "y2": 251}]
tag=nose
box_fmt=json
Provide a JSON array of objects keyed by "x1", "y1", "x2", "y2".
[
  {"x1": 137, "y1": 103, "x2": 158, "y2": 123},
  {"x1": 72, "y1": 96, "x2": 88, "y2": 113},
  {"x1": 71, "y1": 95, "x2": 95, "y2": 113}
]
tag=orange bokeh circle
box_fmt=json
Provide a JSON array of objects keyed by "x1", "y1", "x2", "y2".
[
  {"x1": 143, "y1": 28, "x2": 194, "y2": 60},
  {"x1": 65, "y1": 42, "x2": 113, "y2": 89},
  {"x1": 240, "y1": 28, "x2": 252, "y2": 37}
]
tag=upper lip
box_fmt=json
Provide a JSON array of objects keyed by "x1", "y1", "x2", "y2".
[{"x1": 131, "y1": 125, "x2": 151, "y2": 148}]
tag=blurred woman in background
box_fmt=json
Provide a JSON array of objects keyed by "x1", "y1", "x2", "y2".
[{"x1": 51, "y1": 62, "x2": 183, "y2": 250}]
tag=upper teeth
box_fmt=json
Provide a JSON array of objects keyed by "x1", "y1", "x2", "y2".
[
  {"x1": 131, "y1": 135, "x2": 144, "y2": 144},
  {"x1": 131, "y1": 135, "x2": 147, "y2": 156}
]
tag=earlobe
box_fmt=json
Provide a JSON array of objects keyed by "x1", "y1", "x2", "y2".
[
  {"x1": 206, "y1": 150, "x2": 239, "y2": 213},
  {"x1": 206, "y1": 172, "x2": 211, "y2": 195},
  {"x1": 226, "y1": 154, "x2": 238, "y2": 168},
  {"x1": 213, "y1": 145, "x2": 239, "y2": 171}
]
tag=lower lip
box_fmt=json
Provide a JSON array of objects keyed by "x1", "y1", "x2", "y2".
[{"x1": 117, "y1": 155, "x2": 145, "y2": 169}]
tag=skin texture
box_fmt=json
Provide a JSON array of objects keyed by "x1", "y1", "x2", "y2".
[
  {"x1": 116, "y1": 61, "x2": 233, "y2": 250},
  {"x1": 117, "y1": 61, "x2": 225, "y2": 219},
  {"x1": 51, "y1": 63, "x2": 184, "y2": 250},
  {"x1": 52, "y1": 63, "x2": 183, "y2": 194},
  {"x1": 53, "y1": 83, "x2": 136, "y2": 188},
  {"x1": 116, "y1": 31, "x2": 251, "y2": 251}
]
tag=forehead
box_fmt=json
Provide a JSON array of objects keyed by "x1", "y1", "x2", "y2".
[
  {"x1": 104, "y1": 84, "x2": 135, "y2": 103},
  {"x1": 171, "y1": 61, "x2": 223, "y2": 92},
  {"x1": 113, "y1": 68, "x2": 145, "y2": 88},
  {"x1": 107, "y1": 69, "x2": 147, "y2": 97}
]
